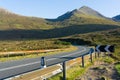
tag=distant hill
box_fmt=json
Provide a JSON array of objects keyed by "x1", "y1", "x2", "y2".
[
  {"x1": 0, "y1": 6, "x2": 120, "y2": 40},
  {"x1": 0, "y1": 8, "x2": 53, "y2": 30},
  {"x1": 47, "y1": 6, "x2": 118, "y2": 27},
  {"x1": 112, "y1": 15, "x2": 120, "y2": 21}
]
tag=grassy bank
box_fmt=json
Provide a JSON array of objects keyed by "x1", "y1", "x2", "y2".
[
  {"x1": 115, "y1": 63, "x2": 120, "y2": 75},
  {"x1": 0, "y1": 39, "x2": 71, "y2": 52},
  {"x1": 0, "y1": 39, "x2": 77, "y2": 62},
  {"x1": 0, "y1": 46, "x2": 77, "y2": 62},
  {"x1": 48, "y1": 54, "x2": 94, "y2": 80},
  {"x1": 48, "y1": 63, "x2": 93, "y2": 80},
  {"x1": 48, "y1": 54, "x2": 116, "y2": 80}
]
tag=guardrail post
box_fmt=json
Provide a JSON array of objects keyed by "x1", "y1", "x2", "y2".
[
  {"x1": 95, "y1": 52, "x2": 97, "y2": 58},
  {"x1": 82, "y1": 56, "x2": 84, "y2": 67},
  {"x1": 90, "y1": 53, "x2": 92, "y2": 63},
  {"x1": 62, "y1": 61, "x2": 66, "y2": 80},
  {"x1": 98, "y1": 52, "x2": 100, "y2": 57}
]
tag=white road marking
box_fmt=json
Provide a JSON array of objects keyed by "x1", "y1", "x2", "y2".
[
  {"x1": 0, "y1": 47, "x2": 87, "y2": 72},
  {"x1": 46, "y1": 47, "x2": 86, "y2": 61},
  {"x1": 0, "y1": 61, "x2": 40, "y2": 72}
]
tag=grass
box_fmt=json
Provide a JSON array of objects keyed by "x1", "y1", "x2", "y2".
[
  {"x1": 98, "y1": 55, "x2": 115, "y2": 64},
  {"x1": 0, "y1": 46, "x2": 77, "y2": 62},
  {"x1": 48, "y1": 53, "x2": 117, "y2": 80},
  {"x1": 48, "y1": 55, "x2": 94, "y2": 80},
  {"x1": 66, "y1": 63, "x2": 93, "y2": 80},
  {"x1": 115, "y1": 63, "x2": 120, "y2": 75},
  {"x1": 0, "y1": 39, "x2": 71, "y2": 52},
  {"x1": 48, "y1": 64, "x2": 93, "y2": 80},
  {"x1": 0, "y1": 39, "x2": 75, "y2": 62}
]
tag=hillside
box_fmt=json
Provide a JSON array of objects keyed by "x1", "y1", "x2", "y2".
[
  {"x1": 0, "y1": 6, "x2": 120, "y2": 40},
  {"x1": 62, "y1": 28, "x2": 120, "y2": 60},
  {"x1": 0, "y1": 24, "x2": 119, "y2": 40},
  {"x1": 47, "y1": 6, "x2": 118, "y2": 27},
  {"x1": 113, "y1": 15, "x2": 120, "y2": 21},
  {"x1": 0, "y1": 8, "x2": 53, "y2": 30}
]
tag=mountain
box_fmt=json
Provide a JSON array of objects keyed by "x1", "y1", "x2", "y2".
[
  {"x1": 47, "y1": 6, "x2": 117, "y2": 27},
  {"x1": 77, "y1": 6, "x2": 106, "y2": 18},
  {"x1": 54, "y1": 6, "x2": 106, "y2": 21},
  {"x1": 0, "y1": 7, "x2": 53, "y2": 30},
  {"x1": 112, "y1": 15, "x2": 120, "y2": 21},
  {"x1": 0, "y1": 6, "x2": 119, "y2": 40}
]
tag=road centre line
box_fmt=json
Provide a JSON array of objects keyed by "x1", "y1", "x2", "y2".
[{"x1": 0, "y1": 47, "x2": 86, "y2": 72}]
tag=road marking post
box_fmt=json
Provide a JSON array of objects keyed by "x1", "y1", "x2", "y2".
[
  {"x1": 40, "y1": 57, "x2": 46, "y2": 68},
  {"x1": 62, "y1": 61, "x2": 66, "y2": 80}
]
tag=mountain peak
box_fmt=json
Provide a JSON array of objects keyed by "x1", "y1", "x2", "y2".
[
  {"x1": 79, "y1": 6, "x2": 91, "y2": 10},
  {"x1": 78, "y1": 6, "x2": 95, "y2": 13},
  {"x1": 77, "y1": 6, "x2": 105, "y2": 18}
]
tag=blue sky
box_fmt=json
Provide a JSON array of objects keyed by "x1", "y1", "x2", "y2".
[{"x1": 0, "y1": 0, "x2": 120, "y2": 18}]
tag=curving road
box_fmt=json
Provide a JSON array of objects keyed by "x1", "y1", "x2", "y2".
[{"x1": 0, "y1": 46, "x2": 90, "y2": 79}]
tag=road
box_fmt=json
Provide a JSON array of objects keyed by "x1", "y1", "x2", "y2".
[{"x1": 0, "y1": 46, "x2": 90, "y2": 79}]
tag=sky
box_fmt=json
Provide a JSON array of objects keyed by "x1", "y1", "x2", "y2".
[{"x1": 0, "y1": 0, "x2": 120, "y2": 18}]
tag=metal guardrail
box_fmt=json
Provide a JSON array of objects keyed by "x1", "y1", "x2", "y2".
[{"x1": 40, "y1": 48, "x2": 95, "y2": 80}]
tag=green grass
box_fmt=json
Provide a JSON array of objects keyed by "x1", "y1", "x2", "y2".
[
  {"x1": 48, "y1": 64, "x2": 93, "y2": 80},
  {"x1": 48, "y1": 55, "x2": 116, "y2": 80},
  {"x1": 99, "y1": 56, "x2": 115, "y2": 64},
  {"x1": 115, "y1": 63, "x2": 120, "y2": 75},
  {"x1": 66, "y1": 63, "x2": 93, "y2": 80},
  {"x1": 48, "y1": 57, "x2": 94, "y2": 80}
]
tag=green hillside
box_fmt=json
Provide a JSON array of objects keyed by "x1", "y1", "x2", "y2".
[
  {"x1": 46, "y1": 6, "x2": 119, "y2": 29},
  {"x1": 0, "y1": 24, "x2": 119, "y2": 40},
  {"x1": 0, "y1": 9, "x2": 53, "y2": 30},
  {"x1": 0, "y1": 6, "x2": 120, "y2": 59},
  {"x1": 0, "y1": 6, "x2": 120, "y2": 40}
]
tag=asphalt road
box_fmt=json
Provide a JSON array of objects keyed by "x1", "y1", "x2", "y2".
[{"x1": 0, "y1": 46, "x2": 90, "y2": 79}]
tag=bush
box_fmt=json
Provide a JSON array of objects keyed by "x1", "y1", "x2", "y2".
[{"x1": 54, "y1": 41, "x2": 71, "y2": 45}]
